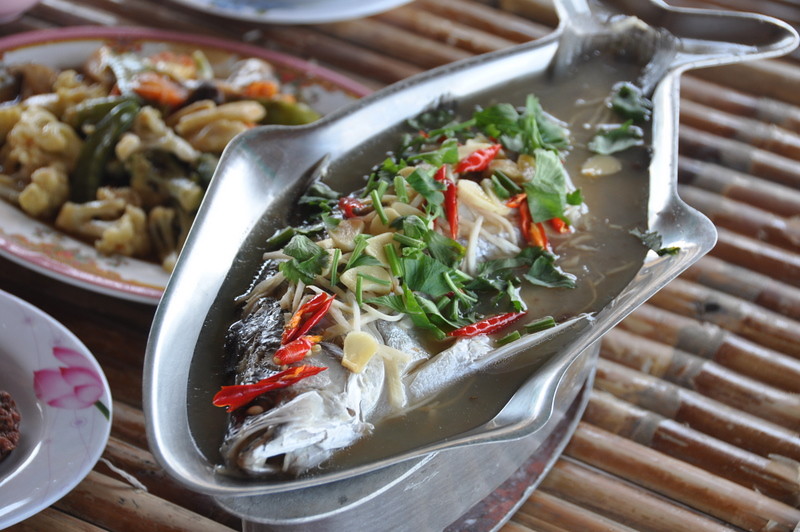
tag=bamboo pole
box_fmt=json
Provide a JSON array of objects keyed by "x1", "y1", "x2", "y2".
[
  {"x1": 681, "y1": 255, "x2": 800, "y2": 320},
  {"x1": 54, "y1": 471, "x2": 237, "y2": 532},
  {"x1": 565, "y1": 423, "x2": 800, "y2": 531},
  {"x1": 601, "y1": 328, "x2": 800, "y2": 427},
  {"x1": 594, "y1": 358, "x2": 800, "y2": 461},
  {"x1": 10, "y1": 507, "x2": 107, "y2": 532},
  {"x1": 691, "y1": 60, "x2": 800, "y2": 107},
  {"x1": 374, "y1": 5, "x2": 519, "y2": 54},
  {"x1": 679, "y1": 184, "x2": 800, "y2": 251},
  {"x1": 539, "y1": 458, "x2": 734, "y2": 532},
  {"x1": 680, "y1": 75, "x2": 800, "y2": 134},
  {"x1": 679, "y1": 124, "x2": 800, "y2": 189},
  {"x1": 416, "y1": 0, "x2": 553, "y2": 42},
  {"x1": 710, "y1": 226, "x2": 800, "y2": 287},
  {"x1": 584, "y1": 390, "x2": 800, "y2": 505},
  {"x1": 512, "y1": 490, "x2": 637, "y2": 532},
  {"x1": 314, "y1": 17, "x2": 474, "y2": 69},
  {"x1": 680, "y1": 98, "x2": 800, "y2": 160},
  {"x1": 678, "y1": 156, "x2": 800, "y2": 218},
  {"x1": 110, "y1": 401, "x2": 149, "y2": 449},
  {"x1": 619, "y1": 304, "x2": 800, "y2": 393},
  {"x1": 99, "y1": 438, "x2": 241, "y2": 529},
  {"x1": 648, "y1": 277, "x2": 800, "y2": 358}
]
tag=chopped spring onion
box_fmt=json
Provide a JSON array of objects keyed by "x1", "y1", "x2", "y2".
[
  {"x1": 394, "y1": 175, "x2": 409, "y2": 203},
  {"x1": 496, "y1": 330, "x2": 521, "y2": 346},
  {"x1": 524, "y1": 316, "x2": 557, "y2": 334},
  {"x1": 371, "y1": 189, "x2": 389, "y2": 225},
  {"x1": 384, "y1": 243, "x2": 404, "y2": 277},
  {"x1": 329, "y1": 248, "x2": 341, "y2": 287}
]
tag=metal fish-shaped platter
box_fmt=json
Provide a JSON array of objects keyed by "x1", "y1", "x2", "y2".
[{"x1": 144, "y1": 0, "x2": 797, "y2": 496}]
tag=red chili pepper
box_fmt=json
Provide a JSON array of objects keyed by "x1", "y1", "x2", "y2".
[
  {"x1": 434, "y1": 165, "x2": 459, "y2": 239},
  {"x1": 549, "y1": 217, "x2": 571, "y2": 234},
  {"x1": 282, "y1": 293, "x2": 335, "y2": 344},
  {"x1": 338, "y1": 197, "x2": 365, "y2": 218},
  {"x1": 448, "y1": 311, "x2": 527, "y2": 337},
  {"x1": 454, "y1": 144, "x2": 502, "y2": 173},
  {"x1": 518, "y1": 198, "x2": 549, "y2": 249},
  {"x1": 505, "y1": 193, "x2": 527, "y2": 209},
  {"x1": 273, "y1": 335, "x2": 323, "y2": 365},
  {"x1": 212, "y1": 365, "x2": 326, "y2": 412}
]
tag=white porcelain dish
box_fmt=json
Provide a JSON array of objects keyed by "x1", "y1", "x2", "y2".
[
  {"x1": 0, "y1": 26, "x2": 369, "y2": 305},
  {"x1": 0, "y1": 289, "x2": 112, "y2": 528},
  {"x1": 168, "y1": 0, "x2": 413, "y2": 24}
]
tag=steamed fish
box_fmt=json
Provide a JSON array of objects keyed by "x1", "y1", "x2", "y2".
[{"x1": 213, "y1": 88, "x2": 651, "y2": 476}]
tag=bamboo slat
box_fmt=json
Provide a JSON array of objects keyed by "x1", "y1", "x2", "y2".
[
  {"x1": 648, "y1": 277, "x2": 800, "y2": 357},
  {"x1": 416, "y1": 0, "x2": 552, "y2": 41},
  {"x1": 600, "y1": 328, "x2": 800, "y2": 427},
  {"x1": 619, "y1": 304, "x2": 800, "y2": 393},
  {"x1": 679, "y1": 184, "x2": 800, "y2": 250},
  {"x1": 54, "y1": 471, "x2": 237, "y2": 532},
  {"x1": 584, "y1": 390, "x2": 800, "y2": 505},
  {"x1": 691, "y1": 60, "x2": 800, "y2": 106},
  {"x1": 680, "y1": 75, "x2": 800, "y2": 134},
  {"x1": 565, "y1": 423, "x2": 800, "y2": 531},
  {"x1": 710, "y1": 226, "x2": 800, "y2": 286},
  {"x1": 9, "y1": 508, "x2": 107, "y2": 532},
  {"x1": 512, "y1": 491, "x2": 637, "y2": 532},
  {"x1": 678, "y1": 156, "x2": 800, "y2": 218},
  {"x1": 538, "y1": 457, "x2": 734, "y2": 532},
  {"x1": 593, "y1": 358, "x2": 800, "y2": 461},
  {"x1": 681, "y1": 255, "x2": 800, "y2": 320}
]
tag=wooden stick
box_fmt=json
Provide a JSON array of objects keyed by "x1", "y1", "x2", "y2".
[
  {"x1": 601, "y1": 328, "x2": 800, "y2": 428},
  {"x1": 648, "y1": 277, "x2": 800, "y2": 358},
  {"x1": 99, "y1": 438, "x2": 241, "y2": 529},
  {"x1": 493, "y1": 0, "x2": 560, "y2": 28},
  {"x1": 564, "y1": 423, "x2": 800, "y2": 531},
  {"x1": 513, "y1": 490, "x2": 636, "y2": 532},
  {"x1": 416, "y1": 0, "x2": 553, "y2": 42},
  {"x1": 680, "y1": 75, "x2": 800, "y2": 134},
  {"x1": 54, "y1": 470, "x2": 237, "y2": 532},
  {"x1": 679, "y1": 183, "x2": 800, "y2": 251},
  {"x1": 585, "y1": 390, "x2": 800, "y2": 506},
  {"x1": 314, "y1": 17, "x2": 474, "y2": 69},
  {"x1": 374, "y1": 5, "x2": 518, "y2": 54},
  {"x1": 594, "y1": 358, "x2": 800, "y2": 461},
  {"x1": 679, "y1": 124, "x2": 800, "y2": 189},
  {"x1": 710, "y1": 226, "x2": 800, "y2": 287},
  {"x1": 538, "y1": 457, "x2": 734, "y2": 532},
  {"x1": 681, "y1": 255, "x2": 800, "y2": 321},
  {"x1": 680, "y1": 99, "x2": 800, "y2": 160},
  {"x1": 619, "y1": 304, "x2": 800, "y2": 393},
  {"x1": 11, "y1": 507, "x2": 107, "y2": 532}
]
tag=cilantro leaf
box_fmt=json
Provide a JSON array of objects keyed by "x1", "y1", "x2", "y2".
[
  {"x1": 425, "y1": 229, "x2": 465, "y2": 267},
  {"x1": 588, "y1": 120, "x2": 644, "y2": 155},
  {"x1": 407, "y1": 138, "x2": 459, "y2": 167},
  {"x1": 401, "y1": 255, "x2": 454, "y2": 298},
  {"x1": 524, "y1": 254, "x2": 577, "y2": 288},
  {"x1": 611, "y1": 82, "x2": 652, "y2": 122},
  {"x1": 278, "y1": 235, "x2": 329, "y2": 284},
  {"x1": 370, "y1": 287, "x2": 446, "y2": 340},
  {"x1": 405, "y1": 167, "x2": 445, "y2": 217},
  {"x1": 630, "y1": 228, "x2": 681, "y2": 256},
  {"x1": 522, "y1": 149, "x2": 570, "y2": 223},
  {"x1": 473, "y1": 95, "x2": 569, "y2": 155}
]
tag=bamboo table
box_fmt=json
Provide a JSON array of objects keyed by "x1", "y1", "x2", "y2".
[{"x1": 2, "y1": 0, "x2": 800, "y2": 530}]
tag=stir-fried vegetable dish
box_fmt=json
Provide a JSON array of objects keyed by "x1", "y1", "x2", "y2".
[{"x1": 0, "y1": 45, "x2": 321, "y2": 271}]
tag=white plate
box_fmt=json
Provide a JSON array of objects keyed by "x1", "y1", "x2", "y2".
[
  {"x1": 169, "y1": 0, "x2": 413, "y2": 24},
  {"x1": 0, "y1": 289, "x2": 112, "y2": 528},
  {"x1": 0, "y1": 27, "x2": 368, "y2": 305}
]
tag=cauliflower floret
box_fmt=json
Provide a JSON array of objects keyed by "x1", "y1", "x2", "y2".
[
  {"x1": 54, "y1": 198, "x2": 151, "y2": 257},
  {"x1": 18, "y1": 165, "x2": 69, "y2": 219},
  {"x1": 53, "y1": 70, "x2": 108, "y2": 121},
  {"x1": 0, "y1": 105, "x2": 22, "y2": 143},
  {"x1": 148, "y1": 206, "x2": 180, "y2": 272},
  {"x1": 122, "y1": 106, "x2": 200, "y2": 163},
  {"x1": 1, "y1": 106, "x2": 82, "y2": 179},
  {"x1": 173, "y1": 100, "x2": 264, "y2": 153},
  {"x1": 95, "y1": 204, "x2": 151, "y2": 257}
]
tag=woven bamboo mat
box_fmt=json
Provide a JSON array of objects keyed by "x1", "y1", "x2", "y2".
[{"x1": 2, "y1": 1, "x2": 799, "y2": 531}]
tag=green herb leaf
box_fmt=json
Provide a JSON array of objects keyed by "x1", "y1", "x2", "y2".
[
  {"x1": 407, "y1": 138, "x2": 459, "y2": 167},
  {"x1": 402, "y1": 255, "x2": 454, "y2": 298},
  {"x1": 523, "y1": 149, "x2": 570, "y2": 223},
  {"x1": 278, "y1": 235, "x2": 329, "y2": 284},
  {"x1": 473, "y1": 95, "x2": 569, "y2": 155},
  {"x1": 630, "y1": 228, "x2": 681, "y2": 256},
  {"x1": 405, "y1": 167, "x2": 446, "y2": 217},
  {"x1": 588, "y1": 120, "x2": 644, "y2": 155},
  {"x1": 425, "y1": 229, "x2": 465, "y2": 267},
  {"x1": 524, "y1": 254, "x2": 576, "y2": 288},
  {"x1": 611, "y1": 82, "x2": 652, "y2": 122}
]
